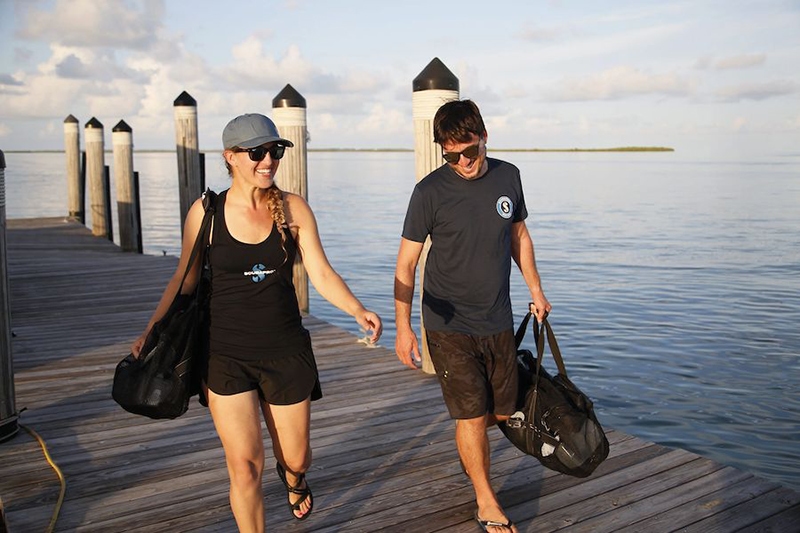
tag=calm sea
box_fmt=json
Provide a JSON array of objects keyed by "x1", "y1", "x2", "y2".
[{"x1": 4, "y1": 150, "x2": 800, "y2": 491}]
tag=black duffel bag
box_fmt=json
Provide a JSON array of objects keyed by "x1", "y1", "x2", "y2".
[
  {"x1": 499, "y1": 312, "x2": 609, "y2": 478},
  {"x1": 112, "y1": 190, "x2": 216, "y2": 419}
]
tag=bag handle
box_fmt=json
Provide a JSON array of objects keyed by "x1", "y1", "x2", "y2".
[
  {"x1": 535, "y1": 317, "x2": 568, "y2": 377},
  {"x1": 514, "y1": 303, "x2": 569, "y2": 378},
  {"x1": 176, "y1": 189, "x2": 216, "y2": 292}
]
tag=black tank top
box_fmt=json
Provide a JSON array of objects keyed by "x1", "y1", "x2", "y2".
[{"x1": 208, "y1": 190, "x2": 307, "y2": 359}]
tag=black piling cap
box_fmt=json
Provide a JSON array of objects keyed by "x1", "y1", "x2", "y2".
[
  {"x1": 113, "y1": 120, "x2": 132, "y2": 133},
  {"x1": 0, "y1": 149, "x2": 5, "y2": 169},
  {"x1": 174, "y1": 91, "x2": 197, "y2": 107},
  {"x1": 413, "y1": 57, "x2": 459, "y2": 92},
  {"x1": 85, "y1": 117, "x2": 104, "y2": 129},
  {"x1": 64, "y1": 114, "x2": 79, "y2": 124},
  {"x1": 273, "y1": 84, "x2": 306, "y2": 108}
]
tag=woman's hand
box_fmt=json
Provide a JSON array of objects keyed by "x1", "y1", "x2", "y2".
[
  {"x1": 356, "y1": 310, "x2": 382, "y2": 344},
  {"x1": 130, "y1": 330, "x2": 149, "y2": 358}
]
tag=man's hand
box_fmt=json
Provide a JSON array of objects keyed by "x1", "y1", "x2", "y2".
[
  {"x1": 530, "y1": 294, "x2": 552, "y2": 322},
  {"x1": 395, "y1": 327, "x2": 422, "y2": 370}
]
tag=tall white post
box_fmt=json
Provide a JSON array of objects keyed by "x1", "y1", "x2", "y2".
[
  {"x1": 411, "y1": 58, "x2": 459, "y2": 374},
  {"x1": 273, "y1": 84, "x2": 310, "y2": 313}
]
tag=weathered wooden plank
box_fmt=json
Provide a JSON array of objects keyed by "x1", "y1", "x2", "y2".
[
  {"x1": 734, "y1": 503, "x2": 800, "y2": 533},
  {"x1": 561, "y1": 466, "x2": 754, "y2": 533},
  {"x1": 678, "y1": 486, "x2": 800, "y2": 533}
]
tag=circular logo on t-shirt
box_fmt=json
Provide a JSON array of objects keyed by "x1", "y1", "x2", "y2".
[
  {"x1": 496, "y1": 196, "x2": 513, "y2": 219},
  {"x1": 251, "y1": 263, "x2": 267, "y2": 282}
]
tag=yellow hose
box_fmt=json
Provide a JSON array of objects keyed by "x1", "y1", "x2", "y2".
[{"x1": 20, "y1": 424, "x2": 65, "y2": 533}]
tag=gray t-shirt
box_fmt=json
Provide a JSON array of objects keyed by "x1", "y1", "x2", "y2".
[{"x1": 402, "y1": 158, "x2": 528, "y2": 335}]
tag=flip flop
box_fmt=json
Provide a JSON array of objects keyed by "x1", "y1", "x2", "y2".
[
  {"x1": 475, "y1": 510, "x2": 514, "y2": 531},
  {"x1": 276, "y1": 462, "x2": 313, "y2": 520}
]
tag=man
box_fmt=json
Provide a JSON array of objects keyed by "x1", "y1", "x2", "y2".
[{"x1": 394, "y1": 99, "x2": 551, "y2": 533}]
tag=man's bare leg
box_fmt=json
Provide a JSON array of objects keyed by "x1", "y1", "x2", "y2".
[{"x1": 456, "y1": 415, "x2": 518, "y2": 533}]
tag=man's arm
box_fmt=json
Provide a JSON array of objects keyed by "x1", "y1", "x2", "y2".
[
  {"x1": 394, "y1": 237, "x2": 425, "y2": 369},
  {"x1": 511, "y1": 220, "x2": 551, "y2": 321}
]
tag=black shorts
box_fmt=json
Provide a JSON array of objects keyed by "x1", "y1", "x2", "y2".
[
  {"x1": 206, "y1": 339, "x2": 322, "y2": 405},
  {"x1": 426, "y1": 329, "x2": 518, "y2": 419}
]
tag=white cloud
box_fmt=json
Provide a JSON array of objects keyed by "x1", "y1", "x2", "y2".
[
  {"x1": 544, "y1": 66, "x2": 695, "y2": 101},
  {"x1": 731, "y1": 117, "x2": 747, "y2": 132},
  {"x1": 355, "y1": 104, "x2": 407, "y2": 135},
  {"x1": 0, "y1": 73, "x2": 23, "y2": 86},
  {"x1": 715, "y1": 80, "x2": 798, "y2": 102},
  {"x1": 516, "y1": 25, "x2": 566, "y2": 43},
  {"x1": 18, "y1": 0, "x2": 165, "y2": 50},
  {"x1": 224, "y1": 40, "x2": 316, "y2": 90},
  {"x1": 714, "y1": 54, "x2": 767, "y2": 70}
]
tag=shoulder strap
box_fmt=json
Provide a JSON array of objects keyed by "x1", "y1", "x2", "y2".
[{"x1": 177, "y1": 188, "x2": 216, "y2": 291}]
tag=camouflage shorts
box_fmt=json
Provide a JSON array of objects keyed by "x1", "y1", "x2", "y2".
[{"x1": 426, "y1": 329, "x2": 518, "y2": 419}]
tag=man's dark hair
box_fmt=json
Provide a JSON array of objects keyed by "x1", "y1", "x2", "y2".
[{"x1": 433, "y1": 99, "x2": 487, "y2": 145}]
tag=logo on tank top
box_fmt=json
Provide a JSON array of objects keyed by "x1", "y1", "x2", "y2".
[
  {"x1": 496, "y1": 196, "x2": 513, "y2": 219},
  {"x1": 243, "y1": 263, "x2": 276, "y2": 283}
]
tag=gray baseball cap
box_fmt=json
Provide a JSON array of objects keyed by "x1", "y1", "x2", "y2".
[{"x1": 222, "y1": 113, "x2": 294, "y2": 150}]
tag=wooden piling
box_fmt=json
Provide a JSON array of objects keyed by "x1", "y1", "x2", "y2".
[
  {"x1": 412, "y1": 58, "x2": 459, "y2": 374},
  {"x1": 173, "y1": 91, "x2": 203, "y2": 234},
  {"x1": 273, "y1": 84, "x2": 310, "y2": 313},
  {"x1": 64, "y1": 114, "x2": 84, "y2": 223},
  {"x1": 0, "y1": 149, "x2": 19, "y2": 443},
  {"x1": 85, "y1": 117, "x2": 111, "y2": 239},
  {"x1": 113, "y1": 120, "x2": 142, "y2": 252}
]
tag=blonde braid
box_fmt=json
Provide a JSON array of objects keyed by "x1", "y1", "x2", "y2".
[{"x1": 265, "y1": 185, "x2": 289, "y2": 265}]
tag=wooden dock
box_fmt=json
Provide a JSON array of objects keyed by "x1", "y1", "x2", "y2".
[{"x1": 1, "y1": 217, "x2": 799, "y2": 532}]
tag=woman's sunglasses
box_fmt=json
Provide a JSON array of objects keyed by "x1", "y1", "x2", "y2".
[
  {"x1": 236, "y1": 144, "x2": 286, "y2": 162},
  {"x1": 442, "y1": 143, "x2": 480, "y2": 164}
]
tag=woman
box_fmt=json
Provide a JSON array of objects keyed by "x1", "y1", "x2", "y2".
[{"x1": 132, "y1": 113, "x2": 382, "y2": 531}]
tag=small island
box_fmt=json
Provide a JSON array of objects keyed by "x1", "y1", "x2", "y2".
[{"x1": 496, "y1": 146, "x2": 674, "y2": 153}]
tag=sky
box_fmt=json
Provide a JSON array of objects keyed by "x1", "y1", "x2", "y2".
[{"x1": 1, "y1": 0, "x2": 799, "y2": 158}]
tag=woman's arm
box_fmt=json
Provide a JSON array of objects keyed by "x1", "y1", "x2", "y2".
[
  {"x1": 286, "y1": 193, "x2": 382, "y2": 343},
  {"x1": 130, "y1": 198, "x2": 207, "y2": 356}
]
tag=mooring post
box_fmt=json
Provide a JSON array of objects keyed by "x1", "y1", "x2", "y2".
[
  {"x1": 0, "y1": 149, "x2": 19, "y2": 443},
  {"x1": 64, "y1": 114, "x2": 84, "y2": 223},
  {"x1": 173, "y1": 91, "x2": 203, "y2": 234},
  {"x1": 85, "y1": 117, "x2": 111, "y2": 239},
  {"x1": 412, "y1": 57, "x2": 460, "y2": 374},
  {"x1": 113, "y1": 120, "x2": 142, "y2": 252},
  {"x1": 273, "y1": 84, "x2": 310, "y2": 313}
]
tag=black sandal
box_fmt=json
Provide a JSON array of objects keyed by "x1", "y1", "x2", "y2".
[
  {"x1": 276, "y1": 462, "x2": 313, "y2": 520},
  {"x1": 475, "y1": 510, "x2": 514, "y2": 531}
]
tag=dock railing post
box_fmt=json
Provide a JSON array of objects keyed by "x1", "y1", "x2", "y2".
[
  {"x1": 113, "y1": 120, "x2": 141, "y2": 252},
  {"x1": 412, "y1": 58, "x2": 459, "y2": 374},
  {"x1": 64, "y1": 114, "x2": 84, "y2": 223},
  {"x1": 173, "y1": 91, "x2": 203, "y2": 235},
  {"x1": 0, "y1": 149, "x2": 20, "y2": 443},
  {"x1": 273, "y1": 84, "x2": 309, "y2": 314},
  {"x1": 85, "y1": 118, "x2": 111, "y2": 239}
]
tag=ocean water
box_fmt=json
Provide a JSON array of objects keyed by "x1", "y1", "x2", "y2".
[{"x1": 3, "y1": 149, "x2": 800, "y2": 491}]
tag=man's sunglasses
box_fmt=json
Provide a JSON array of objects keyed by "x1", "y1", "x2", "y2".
[
  {"x1": 236, "y1": 144, "x2": 286, "y2": 162},
  {"x1": 442, "y1": 143, "x2": 480, "y2": 164}
]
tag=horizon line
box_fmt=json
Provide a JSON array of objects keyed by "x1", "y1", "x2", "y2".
[{"x1": 2, "y1": 146, "x2": 675, "y2": 154}]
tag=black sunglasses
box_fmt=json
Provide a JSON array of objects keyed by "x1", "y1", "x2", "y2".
[
  {"x1": 236, "y1": 144, "x2": 286, "y2": 162},
  {"x1": 442, "y1": 143, "x2": 480, "y2": 164}
]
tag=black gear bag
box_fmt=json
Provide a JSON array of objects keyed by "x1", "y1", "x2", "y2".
[
  {"x1": 499, "y1": 311, "x2": 609, "y2": 477},
  {"x1": 112, "y1": 190, "x2": 216, "y2": 419}
]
